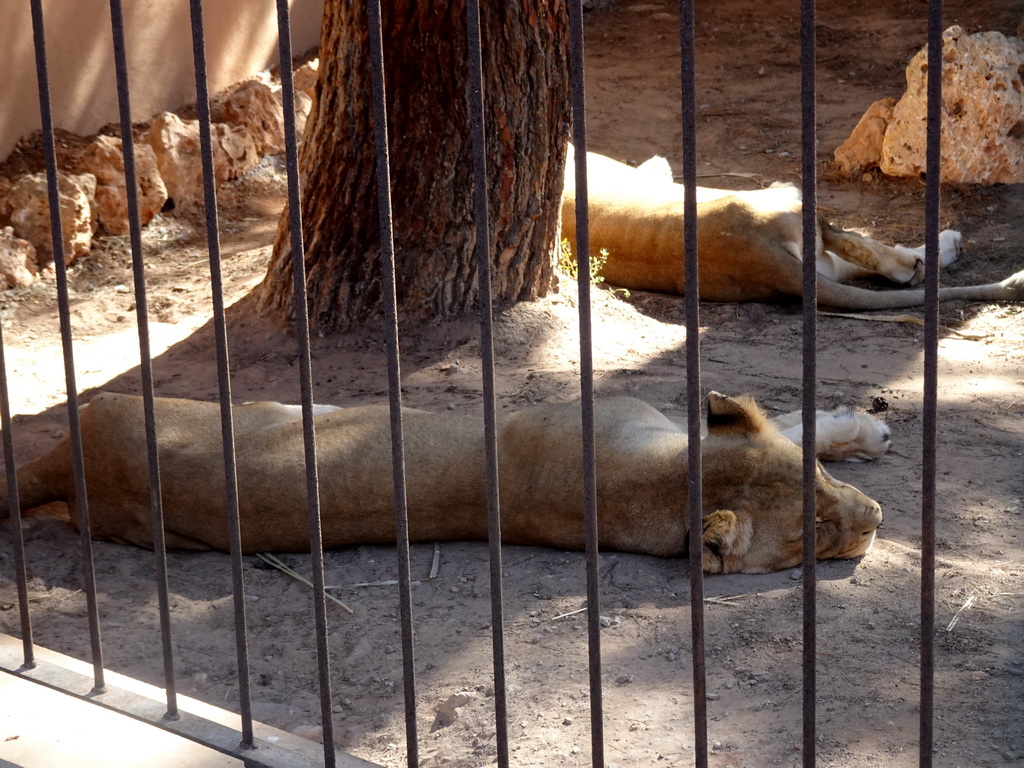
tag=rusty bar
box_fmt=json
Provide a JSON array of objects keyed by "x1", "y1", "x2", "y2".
[
  {"x1": 800, "y1": 1, "x2": 819, "y2": 766},
  {"x1": 678, "y1": 0, "x2": 708, "y2": 764},
  {"x1": 365, "y1": 2, "x2": 420, "y2": 765},
  {"x1": 0, "y1": 333, "x2": 33, "y2": 665},
  {"x1": 186, "y1": 0, "x2": 254, "y2": 749},
  {"x1": 273, "y1": 2, "x2": 338, "y2": 765},
  {"x1": 919, "y1": 1, "x2": 942, "y2": 765},
  {"x1": 106, "y1": 0, "x2": 179, "y2": 720},
  {"x1": 464, "y1": 2, "x2": 511, "y2": 766},
  {"x1": 28, "y1": 0, "x2": 106, "y2": 694},
  {"x1": 567, "y1": 2, "x2": 606, "y2": 765}
]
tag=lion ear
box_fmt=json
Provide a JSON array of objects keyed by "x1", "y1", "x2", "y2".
[{"x1": 706, "y1": 392, "x2": 769, "y2": 436}]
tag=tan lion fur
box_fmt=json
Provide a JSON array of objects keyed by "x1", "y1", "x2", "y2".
[
  {"x1": 561, "y1": 150, "x2": 1024, "y2": 310},
  {"x1": 0, "y1": 392, "x2": 883, "y2": 574}
]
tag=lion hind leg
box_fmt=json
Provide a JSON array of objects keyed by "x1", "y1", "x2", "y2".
[
  {"x1": 774, "y1": 409, "x2": 892, "y2": 462},
  {"x1": 820, "y1": 215, "x2": 962, "y2": 286}
]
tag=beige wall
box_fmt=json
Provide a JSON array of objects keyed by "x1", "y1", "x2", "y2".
[{"x1": 0, "y1": 0, "x2": 323, "y2": 160}]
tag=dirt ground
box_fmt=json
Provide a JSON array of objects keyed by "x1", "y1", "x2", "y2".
[{"x1": 1, "y1": 1, "x2": 1023, "y2": 766}]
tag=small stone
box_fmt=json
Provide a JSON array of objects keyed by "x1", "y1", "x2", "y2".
[
  {"x1": 706, "y1": 692, "x2": 721, "y2": 701},
  {"x1": 562, "y1": 716, "x2": 573, "y2": 726},
  {"x1": 288, "y1": 723, "x2": 323, "y2": 743}
]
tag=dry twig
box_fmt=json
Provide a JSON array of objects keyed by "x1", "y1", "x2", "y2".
[{"x1": 255, "y1": 552, "x2": 354, "y2": 614}]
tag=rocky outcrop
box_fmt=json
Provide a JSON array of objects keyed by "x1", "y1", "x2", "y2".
[
  {"x1": 143, "y1": 112, "x2": 204, "y2": 208},
  {"x1": 213, "y1": 123, "x2": 260, "y2": 182},
  {"x1": 223, "y1": 80, "x2": 285, "y2": 156},
  {"x1": 223, "y1": 77, "x2": 314, "y2": 156},
  {"x1": 292, "y1": 60, "x2": 319, "y2": 98},
  {"x1": 0, "y1": 63, "x2": 315, "y2": 289},
  {"x1": 8, "y1": 171, "x2": 96, "y2": 265},
  {"x1": 834, "y1": 98, "x2": 897, "y2": 177},
  {"x1": 81, "y1": 135, "x2": 167, "y2": 235},
  {"x1": 143, "y1": 112, "x2": 258, "y2": 207},
  {"x1": 0, "y1": 226, "x2": 37, "y2": 288},
  {"x1": 836, "y1": 26, "x2": 1024, "y2": 183}
]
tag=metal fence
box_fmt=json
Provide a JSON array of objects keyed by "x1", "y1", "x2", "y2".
[{"x1": 0, "y1": 1, "x2": 946, "y2": 767}]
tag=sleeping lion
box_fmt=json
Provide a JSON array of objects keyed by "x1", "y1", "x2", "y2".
[
  {"x1": 562, "y1": 149, "x2": 1024, "y2": 310},
  {"x1": 0, "y1": 391, "x2": 885, "y2": 574}
]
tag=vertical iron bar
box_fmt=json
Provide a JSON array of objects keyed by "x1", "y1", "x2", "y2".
[
  {"x1": 28, "y1": 0, "x2": 106, "y2": 694},
  {"x1": 0, "y1": 334, "x2": 33, "y2": 666},
  {"x1": 920, "y1": 2, "x2": 942, "y2": 766},
  {"x1": 678, "y1": 1, "x2": 707, "y2": 765},
  {"x1": 365, "y1": 2, "x2": 419, "y2": 765},
  {"x1": 464, "y1": 3, "x2": 510, "y2": 767},
  {"x1": 567, "y1": 2, "x2": 605, "y2": 765},
  {"x1": 186, "y1": 0, "x2": 254, "y2": 749},
  {"x1": 106, "y1": 0, "x2": 178, "y2": 720},
  {"x1": 273, "y1": 2, "x2": 337, "y2": 764},
  {"x1": 800, "y1": 1, "x2": 818, "y2": 766}
]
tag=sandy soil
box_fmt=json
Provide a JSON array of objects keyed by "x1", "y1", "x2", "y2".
[{"x1": 1, "y1": 1, "x2": 1023, "y2": 766}]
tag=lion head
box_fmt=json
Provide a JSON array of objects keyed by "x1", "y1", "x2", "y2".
[{"x1": 697, "y1": 392, "x2": 883, "y2": 574}]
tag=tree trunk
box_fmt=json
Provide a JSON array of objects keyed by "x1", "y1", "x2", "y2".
[{"x1": 256, "y1": 1, "x2": 570, "y2": 333}]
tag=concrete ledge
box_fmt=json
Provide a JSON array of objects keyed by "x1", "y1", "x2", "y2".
[{"x1": 0, "y1": 633, "x2": 381, "y2": 768}]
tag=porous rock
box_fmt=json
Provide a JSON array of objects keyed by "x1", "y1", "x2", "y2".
[
  {"x1": 880, "y1": 26, "x2": 1024, "y2": 183},
  {"x1": 8, "y1": 171, "x2": 96, "y2": 265},
  {"x1": 81, "y1": 135, "x2": 167, "y2": 235},
  {"x1": 223, "y1": 80, "x2": 285, "y2": 156},
  {"x1": 292, "y1": 90, "x2": 313, "y2": 143},
  {"x1": 292, "y1": 60, "x2": 319, "y2": 98},
  {"x1": 0, "y1": 226, "x2": 38, "y2": 288},
  {"x1": 144, "y1": 112, "x2": 204, "y2": 208},
  {"x1": 144, "y1": 112, "x2": 258, "y2": 207},
  {"x1": 0, "y1": 176, "x2": 12, "y2": 221},
  {"x1": 212, "y1": 123, "x2": 260, "y2": 182},
  {"x1": 833, "y1": 97, "x2": 897, "y2": 176}
]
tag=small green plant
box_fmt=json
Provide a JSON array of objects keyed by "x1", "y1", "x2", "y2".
[{"x1": 558, "y1": 238, "x2": 610, "y2": 285}]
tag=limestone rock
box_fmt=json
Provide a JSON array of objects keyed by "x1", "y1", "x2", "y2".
[
  {"x1": 292, "y1": 90, "x2": 313, "y2": 144},
  {"x1": 81, "y1": 135, "x2": 167, "y2": 235},
  {"x1": 212, "y1": 123, "x2": 260, "y2": 182},
  {"x1": 8, "y1": 171, "x2": 96, "y2": 266},
  {"x1": 0, "y1": 226, "x2": 38, "y2": 288},
  {"x1": 0, "y1": 176, "x2": 12, "y2": 221},
  {"x1": 223, "y1": 80, "x2": 285, "y2": 156},
  {"x1": 144, "y1": 111, "x2": 258, "y2": 207},
  {"x1": 880, "y1": 26, "x2": 1024, "y2": 183},
  {"x1": 834, "y1": 97, "x2": 897, "y2": 176},
  {"x1": 144, "y1": 111, "x2": 205, "y2": 208},
  {"x1": 292, "y1": 60, "x2": 319, "y2": 98}
]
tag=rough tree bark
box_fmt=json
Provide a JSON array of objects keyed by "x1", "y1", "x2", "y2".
[{"x1": 256, "y1": 1, "x2": 570, "y2": 333}]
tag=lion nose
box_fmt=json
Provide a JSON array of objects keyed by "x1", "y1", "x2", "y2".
[{"x1": 867, "y1": 500, "x2": 883, "y2": 528}]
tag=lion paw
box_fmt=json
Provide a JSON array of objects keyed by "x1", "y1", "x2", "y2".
[
  {"x1": 938, "y1": 229, "x2": 962, "y2": 268},
  {"x1": 700, "y1": 510, "x2": 752, "y2": 574}
]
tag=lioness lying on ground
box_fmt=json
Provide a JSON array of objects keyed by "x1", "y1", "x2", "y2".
[
  {"x1": 562, "y1": 149, "x2": 1024, "y2": 310},
  {"x1": 0, "y1": 392, "x2": 884, "y2": 574}
]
